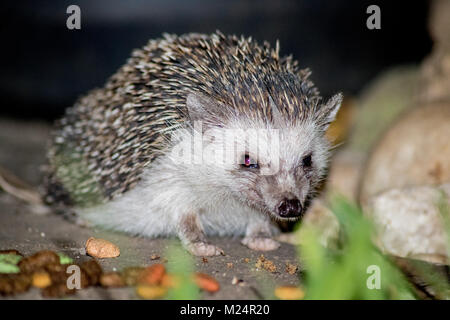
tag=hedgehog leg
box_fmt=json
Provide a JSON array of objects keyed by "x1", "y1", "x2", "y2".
[
  {"x1": 241, "y1": 219, "x2": 280, "y2": 251},
  {"x1": 177, "y1": 213, "x2": 224, "y2": 256}
]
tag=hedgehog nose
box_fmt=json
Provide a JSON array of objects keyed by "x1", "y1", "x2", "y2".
[{"x1": 277, "y1": 198, "x2": 302, "y2": 218}]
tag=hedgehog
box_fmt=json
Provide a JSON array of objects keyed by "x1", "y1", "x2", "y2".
[{"x1": 43, "y1": 31, "x2": 342, "y2": 256}]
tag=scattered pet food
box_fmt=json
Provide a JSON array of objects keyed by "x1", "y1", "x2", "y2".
[
  {"x1": 121, "y1": 267, "x2": 145, "y2": 286},
  {"x1": 227, "y1": 262, "x2": 233, "y2": 269},
  {"x1": 0, "y1": 254, "x2": 22, "y2": 264},
  {"x1": 285, "y1": 262, "x2": 298, "y2": 275},
  {"x1": 18, "y1": 250, "x2": 60, "y2": 273},
  {"x1": 0, "y1": 249, "x2": 82, "y2": 297},
  {"x1": 1, "y1": 248, "x2": 222, "y2": 298},
  {"x1": 138, "y1": 264, "x2": 166, "y2": 285},
  {"x1": 85, "y1": 237, "x2": 120, "y2": 258},
  {"x1": 0, "y1": 263, "x2": 20, "y2": 274},
  {"x1": 0, "y1": 253, "x2": 21, "y2": 274},
  {"x1": 100, "y1": 272, "x2": 125, "y2": 288},
  {"x1": 255, "y1": 255, "x2": 277, "y2": 273},
  {"x1": 136, "y1": 284, "x2": 167, "y2": 299},
  {"x1": 41, "y1": 283, "x2": 75, "y2": 298},
  {"x1": 32, "y1": 271, "x2": 52, "y2": 289},
  {"x1": 80, "y1": 260, "x2": 103, "y2": 286},
  {"x1": 0, "y1": 250, "x2": 22, "y2": 256},
  {"x1": 150, "y1": 254, "x2": 160, "y2": 260},
  {"x1": 193, "y1": 272, "x2": 220, "y2": 293},
  {"x1": 0, "y1": 273, "x2": 31, "y2": 295},
  {"x1": 202, "y1": 257, "x2": 208, "y2": 263}
]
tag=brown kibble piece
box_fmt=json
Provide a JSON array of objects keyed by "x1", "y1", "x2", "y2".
[
  {"x1": 48, "y1": 268, "x2": 70, "y2": 285},
  {"x1": 121, "y1": 267, "x2": 145, "y2": 286},
  {"x1": 32, "y1": 272, "x2": 52, "y2": 289},
  {"x1": 243, "y1": 258, "x2": 250, "y2": 263},
  {"x1": 193, "y1": 272, "x2": 220, "y2": 293},
  {"x1": 150, "y1": 254, "x2": 160, "y2": 260},
  {"x1": 226, "y1": 262, "x2": 233, "y2": 269},
  {"x1": 85, "y1": 237, "x2": 120, "y2": 258},
  {"x1": 0, "y1": 249, "x2": 23, "y2": 256},
  {"x1": 202, "y1": 257, "x2": 208, "y2": 263},
  {"x1": 100, "y1": 272, "x2": 125, "y2": 287},
  {"x1": 0, "y1": 274, "x2": 31, "y2": 296},
  {"x1": 138, "y1": 263, "x2": 166, "y2": 285},
  {"x1": 41, "y1": 283, "x2": 75, "y2": 298},
  {"x1": 18, "y1": 251, "x2": 60, "y2": 273},
  {"x1": 285, "y1": 262, "x2": 298, "y2": 275},
  {"x1": 80, "y1": 260, "x2": 103, "y2": 286}
]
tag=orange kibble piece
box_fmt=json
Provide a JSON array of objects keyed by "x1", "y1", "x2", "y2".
[
  {"x1": 274, "y1": 286, "x2": 305, "y2": 300},
  {"x1": 138, "y1": 263, "x2": 166, "y2": 285},
  {"x1": 161, "y1": 273, "x2": 181, "y2": 288},
  {"x1": 193, "y1": 272, "x2": 220, "y2": 293},
  {"x1": 32, "y1": 271, "x2": 52, "y2": 289},
  {"x1": 136, "y1": 284, "x2": 167, "y2": 299}
]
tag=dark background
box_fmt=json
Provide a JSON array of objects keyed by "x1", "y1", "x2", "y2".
[{"x1": 0, "y1": 0, "x2": 432, "y2": 121}]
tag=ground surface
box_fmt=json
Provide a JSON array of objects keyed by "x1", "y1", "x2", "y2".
[{"x1": 0, "y1": 118, "x2": 300, "y2": 300}]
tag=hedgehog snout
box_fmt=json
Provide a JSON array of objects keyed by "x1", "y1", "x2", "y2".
[{"x1": 277, "y1": 197, "x2": 302, "y2": 218}]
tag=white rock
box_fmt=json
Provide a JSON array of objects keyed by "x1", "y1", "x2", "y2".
[
  {"x1": 367, "y1": 184, "x2": 450, "y2": 264},
  {"x1": 360, "y1": 102, "x2": 450, "y2": 206}
]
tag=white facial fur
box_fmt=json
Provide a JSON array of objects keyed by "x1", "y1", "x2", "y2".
[{"x1": 171, "y1": 113, "x2": 331, "y2": 220}]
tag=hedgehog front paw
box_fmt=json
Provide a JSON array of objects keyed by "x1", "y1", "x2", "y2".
[
  {"x1": 185, "y1": 241, "x2": 225, "y2": 256},
  {"x1": 241, "y1": 237, "x2": 280, "y2": 251}
]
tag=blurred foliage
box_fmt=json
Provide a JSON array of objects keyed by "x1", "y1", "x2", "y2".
[
  {"x1": 298, "y1": 195, "x2": 416, "y2": 300},
  {"x1": 160, "y1": 196, "x2": 450, "y2": 300},
  {"x1": 164, "y1": 242, "x2": 200, "y2": 300}
]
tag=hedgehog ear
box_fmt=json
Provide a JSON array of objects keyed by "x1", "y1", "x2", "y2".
[
  {"x1": 317, "y1": 93, "x2": 343, "y2": 130},
  {"x1": 186, "y1": 92, "x2": 227, "y2": 129}
]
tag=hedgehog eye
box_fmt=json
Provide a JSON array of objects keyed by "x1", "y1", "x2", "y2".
[
  {"x1": 241, "y1": 154, "x2": 259, "y2": 169},
  {"x1": 302, "y1": 153, "x2": 312, "y2": 168}
]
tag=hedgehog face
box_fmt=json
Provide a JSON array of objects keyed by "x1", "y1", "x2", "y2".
[
  {"x1": 184, "y1": 92, "x2": 341, "y2": 221},
  {"x1": 222, "y1": 121, "x2": 330, "y2": 221},
  {"x1": 184, "y1": 117, "x2": 332, "y2": 221}
]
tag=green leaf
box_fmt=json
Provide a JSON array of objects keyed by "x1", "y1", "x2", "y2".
[
  {"x1": 0, "y1": 261, "x2": 20, "y2": 274},
  {"x1": 0, "y1": 254, "x2": 22, "y2": 265}
]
